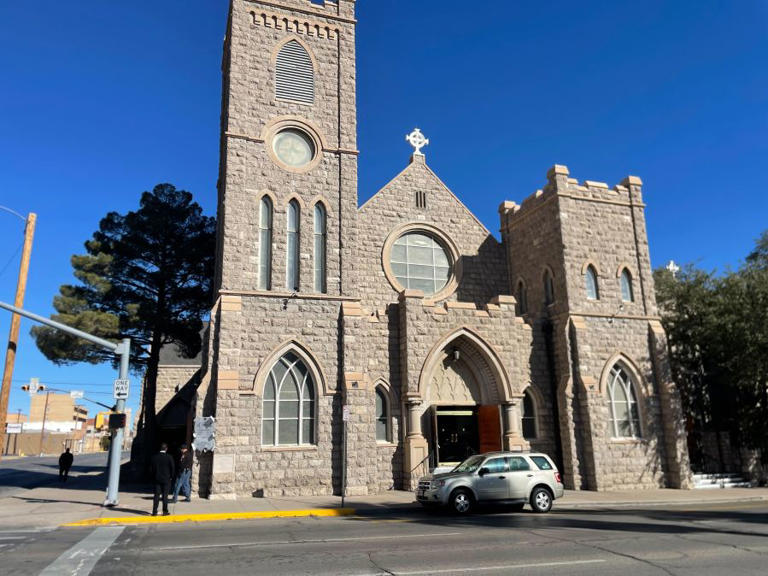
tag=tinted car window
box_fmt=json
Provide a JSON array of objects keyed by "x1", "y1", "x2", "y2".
[
  {"x1": 483, "y1": 458, "x2": 509, "y2": 473},
  {"x1": 530, "y1": 456, "x2": 553, "y2": 470},
  {"x1": 507, "y1": 456, "x2": 531, "y2": 471}
]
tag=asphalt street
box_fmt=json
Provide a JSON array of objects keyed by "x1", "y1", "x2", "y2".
[
  {"x1": 0, "y1": 452, "x2": 116, "y2": 498},
  {"x1": 2, "y1": 501, "x2": 767, "y2": 575}
]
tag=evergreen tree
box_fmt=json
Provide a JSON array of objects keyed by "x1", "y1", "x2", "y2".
[{"x1": 32, "y1": 184, "x2": 216, "y2": 467}]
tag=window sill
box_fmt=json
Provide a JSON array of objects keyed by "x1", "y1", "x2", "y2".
[
  {"x1": 376, "y1": 442, "x2": 397, "y2": 448},
  {"x1": 609, "y1": 437, "x2": 646, "y2": 445},
  {"x1": 260, "y1": 445, "x2": 318, "y2": 452}
]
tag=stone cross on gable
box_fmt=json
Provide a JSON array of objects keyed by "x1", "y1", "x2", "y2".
[{"x1": 406, "y1": 128, "x2": 429, "y2": 156}]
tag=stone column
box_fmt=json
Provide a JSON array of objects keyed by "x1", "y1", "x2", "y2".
[
  {"x1": 503, "y1": 395, "x2": 530, "y2": 452},
  {"x1": 404, "y1": 396, "x2": 429, "y2": 489}
]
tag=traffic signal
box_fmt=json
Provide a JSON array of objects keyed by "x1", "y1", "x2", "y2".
[{"x1": 108, "y1": 413, "x2": 127, "y2": 429}]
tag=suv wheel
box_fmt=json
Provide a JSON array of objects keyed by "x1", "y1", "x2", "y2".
[
  {"x1": 450, "y1": 489, "x2": 473, "y2": 514},
  {"x1": 530, "y1": 487, "x2": 553, "y2": 513}
]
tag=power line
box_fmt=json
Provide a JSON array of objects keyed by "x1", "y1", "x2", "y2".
[{"x1": 0, "y1": 240, "x2": 23, "y2": 279}]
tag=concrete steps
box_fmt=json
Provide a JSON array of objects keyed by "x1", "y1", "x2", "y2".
[{"x1": 693, "y1": 473, "x2": 752, "y2": 489}]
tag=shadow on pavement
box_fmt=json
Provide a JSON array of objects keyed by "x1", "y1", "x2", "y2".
[{"x1": 343, "y1": 503, "x2": 768, "y2": 541}]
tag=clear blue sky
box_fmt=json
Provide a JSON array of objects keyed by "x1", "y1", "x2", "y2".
[{"x1": 1, "y1": 1, "x2": 766, "y2": 420}]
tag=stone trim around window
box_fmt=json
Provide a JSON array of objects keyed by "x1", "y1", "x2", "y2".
[
  {"x1": 381, "y1": 222, "x2": 462, "y2": 303},
  {"x1": 261, "y1": 116, "x2": 326, "y2": 174}
]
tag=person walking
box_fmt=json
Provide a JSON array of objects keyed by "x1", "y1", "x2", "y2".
[
  {"x1": 171, "y1": 443, "x2": 193, "y2": 503},
  {"x1": 58, "y1": 448, "x2": 74, "y2": 482},
  {"x1": 150, "y1": 443, "x2": 175, "y2": 516}
]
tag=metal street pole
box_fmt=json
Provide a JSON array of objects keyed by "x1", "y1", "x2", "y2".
[
  {"x1": 0, "y1": 212, "x2": 36, "y2": 463},
  {"x1": 0, "y1": 301, "x2": 130, "y2": 507},
  {"x1": 104, "y1": 338, "x2": 130, "y2": 506},
  {"x1": 38, "y1": 390, "x2": 50, "y2": 456}
]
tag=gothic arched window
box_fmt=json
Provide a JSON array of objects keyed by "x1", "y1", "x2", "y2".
[
  {"x1": 286, "y1": 200, "x2": 300, "y2": 291},
  {"x1": 620, "y1": 268, "x2": 634, "y2": 302},
  {"x1": 275, "y1": 40, "x2": 314, "y2": 104},
  {"x1": 608, "y1": 364, "x2": 641, "y2": 438},
  {"x1": 522, "y1": 389, "x2": 537, "y2": 439},
  {"x1": 516, "y1": 280, "x2": 528, "y2": 315},
  {"x1": 586, "y1": 265, "x2": 599, "y2": 300},
  {"x1": 313, "y1": 203, "x2": 327, "y2": 293},
  {"x1": 375, "y1": 387, "x2": 390, "y2": 442},
  {"x1": 543, "y1": 268, "x2": 555, "y2": 305},
  {"x1": 262, "y1": 352, "x2": 316, "y2": 446},
  {"x1": 258, "y1": 196, "x2": 273, "y2": 290}
]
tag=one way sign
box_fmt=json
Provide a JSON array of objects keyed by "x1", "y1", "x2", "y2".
[{"x1": 113, "y1": 379, "x2": 130, "y2": 400}]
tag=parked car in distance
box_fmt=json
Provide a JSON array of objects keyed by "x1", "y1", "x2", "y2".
[{"x1": 416, "y1": 452, "x2": 564, "y2": 514}]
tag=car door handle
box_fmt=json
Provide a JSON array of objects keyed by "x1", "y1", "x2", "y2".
[
  {"x1": 527, "y1": 474, "x2": 534, "y2": 477},
  {"x1": 498, "y1": 476, "x2": 506, "y2": 479}
]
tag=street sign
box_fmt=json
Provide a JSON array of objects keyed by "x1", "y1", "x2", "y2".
[
  {"x1": 70, "y1": 390, "x2": 84, "y2": 399},
  {"x1": 5, "y1": 423, "x2": 22, "y2": 434},
  {"x1": 342, "y1": 405, "x2": 350, "y2": 422},
  {"x1": 113, "y1": 379, "x2": 130, "y2": 400}
]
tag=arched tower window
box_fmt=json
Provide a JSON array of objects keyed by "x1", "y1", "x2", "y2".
[
  {"x1": 262, "y1": 352, "x2": 316, "y2": 446},
  {"x1": 275, "y1": 40, "x2": 315, "y2": 104},
  {"x1": 286, "y1": 200, "x2": 300, "y2": 291},
  {"x1": 608, "y1": 364, "x2": 641, "y2": 438},
  {"x1": 522, "y1": 389, "x2": 537, "y2": 439},
  {"x1": 543, "y1": 269, "x2": 555, "y2": 305},
  {"x1": 586, "y1": 265, "x2": 599, "y2": 300},
  {"x1": 620, "y1": 268, "x2": 634, "y2": 302},
  {"x1": 375, "y1": 387, "x2": 390, "y2": 442},
  {"x1": 313, "y1": 203, "x2": 327, "y2": 293},
  {"x1": 258, "y1": 196, "x2": 273, "y2": 290},
  {"x1": 516, "y1": 280, "x2": 528, "y2": 315}
]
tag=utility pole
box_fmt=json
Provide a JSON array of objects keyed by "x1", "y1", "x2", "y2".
[
  {"x1": 38, "y1": 390, "x2": 50, "y2": 456},
  {"x1": 0, "y1": 212, "x2": 36, "y2": 463}
]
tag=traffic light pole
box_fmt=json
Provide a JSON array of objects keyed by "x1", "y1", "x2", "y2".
[{"x1": 0, "y1": 301, "x2": 131, "y2": 506}]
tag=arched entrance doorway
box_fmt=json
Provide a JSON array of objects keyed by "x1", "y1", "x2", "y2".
[{"x1": 420, "y1": 330, "x2": 508, "y2": 470}]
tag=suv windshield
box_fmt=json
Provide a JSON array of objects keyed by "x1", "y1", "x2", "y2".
[{"x1": 452, "y1": 455, "x2": 485, "y2": 473}]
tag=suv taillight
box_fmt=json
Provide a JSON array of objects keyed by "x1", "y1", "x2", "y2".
[{"x1": 555, "y1": 472, "x2": 562, "y2": 484}]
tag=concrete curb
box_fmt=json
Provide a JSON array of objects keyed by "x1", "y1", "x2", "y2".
[
  {"x1": 63, "y1": 508, "x2": 357, "y2": 527},
  {"x1": 59, "y1": 494, "x2": 768, "y2": 527}
]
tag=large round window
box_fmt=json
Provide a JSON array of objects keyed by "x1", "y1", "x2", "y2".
[
  {"x1": 389, "y1": 232, "x2": 452, "y2": 295},
  {"x1": 272, "y1": 128, "x2": 315, "y2": 168}
]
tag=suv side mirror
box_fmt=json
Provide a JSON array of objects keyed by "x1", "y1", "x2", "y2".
[{"x1": 478, "y1": 467, "x2": 489, "y2": 477}]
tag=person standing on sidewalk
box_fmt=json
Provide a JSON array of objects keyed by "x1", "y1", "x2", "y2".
[
  {"x1": 58, "y1": 448, "x2": 74, "y2": 482},
  {"x1": 151, "y1": 443, "x2": 175, "y2": 516},
  {"x1": 172, "y1": 444, "x2": 193, "y2": 503}
]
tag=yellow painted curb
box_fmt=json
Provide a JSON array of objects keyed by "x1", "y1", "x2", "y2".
[{"x1": 63, "y1": 508, "x2": 356, "y2": 527}]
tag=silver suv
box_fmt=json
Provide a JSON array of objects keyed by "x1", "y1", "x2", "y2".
[{"x1": 416, "y1": 452, "x2": 564, "y2": 514}]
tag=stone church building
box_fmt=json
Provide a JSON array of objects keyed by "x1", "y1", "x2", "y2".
[{"x1": 156, "y1": 0, "x2": 692, "y2": 498}]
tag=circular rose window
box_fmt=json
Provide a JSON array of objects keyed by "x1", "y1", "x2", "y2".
[
  {"x1": 389, "y1": 232, "x2": 452, "y2": 295},
  {"x1": 272, "y1": 128, "x2": 315, "y2": 168}
]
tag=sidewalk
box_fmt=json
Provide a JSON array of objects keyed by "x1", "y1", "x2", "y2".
[{"x1": 2, "y1": 466, "x2": 767, "y2": 529}]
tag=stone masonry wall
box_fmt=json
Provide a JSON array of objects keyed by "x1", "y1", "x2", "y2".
[
  {"x1": 358, "y1": 155, "x2": 508, "y2": 311},
  {"x1": 209, "y1": 295, "x2": 346, "y2": 498},
  {"x1": 219, "y1": 0, "x2": 357, "y2": 297}
]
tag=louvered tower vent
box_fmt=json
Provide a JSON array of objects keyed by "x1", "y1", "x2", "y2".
[{"x1": 275, "y1": 40, "x2": 315, "y2": 104}]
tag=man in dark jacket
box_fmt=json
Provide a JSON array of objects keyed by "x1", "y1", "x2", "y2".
[
  {"x1": 150, "y1": 443, "x2": 175, "y2": 516},
  {"x1": 172, "y1": 444, "x2": 193, "y2": 503},
  {"x1": 58, "y1": 448, "x2": 74, "y2": 482}
]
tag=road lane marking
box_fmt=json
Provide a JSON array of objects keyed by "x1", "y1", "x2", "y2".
[
  {"x1": 39, "y1": 526, "x2": 124, "y2": 576},
  {"x1": 147, "y1": 531, "x2": 464, "y2": 552},
  {"x1": 392, "y1": 559, "x2": 606, "y2": 575}
]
